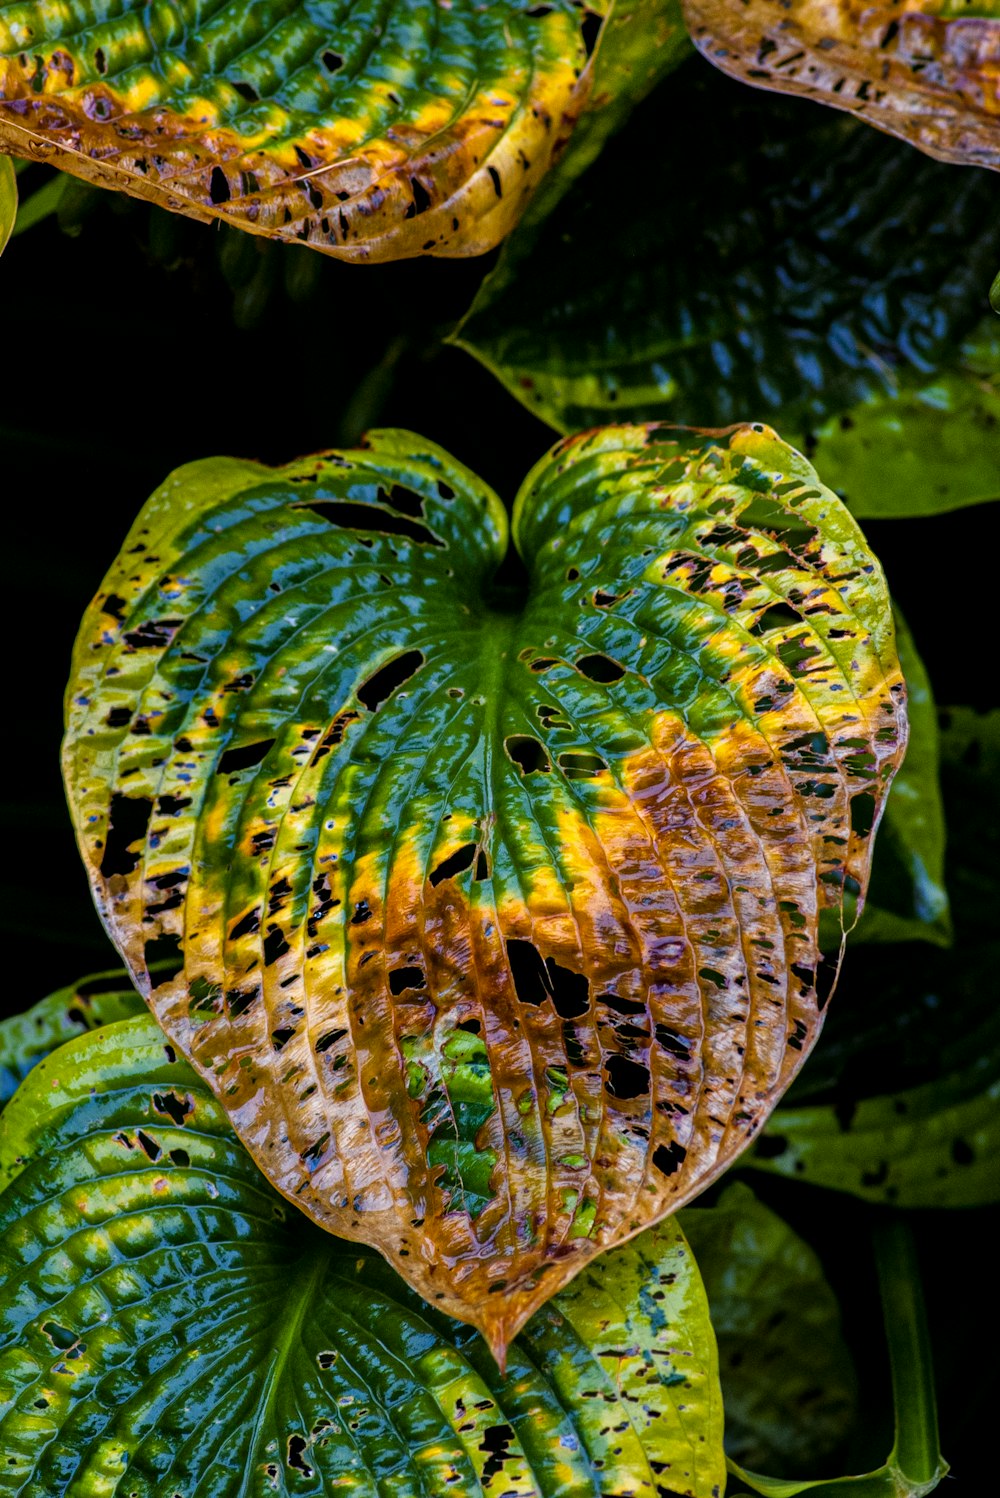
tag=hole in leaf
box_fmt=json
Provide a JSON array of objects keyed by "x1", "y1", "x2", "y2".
[
  {"x1": 100, "y1": 795, "x2": 153, "y2": 877},
  {"x1": 558, "y1": 751, "x2": 608, "y2": 780},
  {"x1": 145, "y1": 932, "x2": 183, "y2": 984},
  {"x1": 152, "y1": 1091, "x2": 193, "y2": 1126},
  {"x1": 209, "y1": 166, "x2": 231, "y2": 204},
  {"x1": 233, "y1": 80, "x2": 258, "y2": 102},
  {"x1": 604, "y1": 1053, "x2": 650, "y2": 1099},
  {"x1": 576, "y1": 653, "x2": 625, "y2": 683},
  {"x1": 358, "y1": 650, "x2": 424, "y2": 712},
  {"x1": 217, "y1": 738, "x2": 275, "y2": 775},
  {"x1": 287, "y1": 1435, "x2": 313, "y2": 1477},
  {"x1": 295, "y1": 498, "x2": 444, "y2": 547},
  {"x1": 507, "y1": 940, "x2": 590, "y2": 1017},
  {"x1": 652, "y1": 1141, "x2": 687, "y2": 1176},
  {"x1": 850, "y1": 791, "x2": 876, "y2": 838},
  {"x1": 429, "y1": 843, "x2": 476, "y2": 886},
  {"x1": 136, "y1": 1130, "x2": 162, "y2": 1161},
  {"x1": 749, "y1": 602, "x2": 800, "y2": 635},
  {"x1": 389, "y1": 966, "x2": 425, "y2": 995},
  {"x1": 580, "y1": 7, "x2": 602, "y2": 57},
  {"x1": 504, "y1": 735, "x2": 551, "y2": 774}
]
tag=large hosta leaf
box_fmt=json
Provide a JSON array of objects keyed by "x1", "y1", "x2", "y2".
[
  {"x1": 0, "y1": 0, "x2": 601, "y2": 263},
  {"x1": 0, "y1": 1014, "x2": 726, "y2": 1496},
  {"x1": 682, "y1": 0, "x2": 1000, "y2": 174},
  {"x1": 62, "y1": 422, "x2": 907, "y2": 1360},
  {"x1": 456, "y1": 64, "x2": 1000, "y2": 520}
]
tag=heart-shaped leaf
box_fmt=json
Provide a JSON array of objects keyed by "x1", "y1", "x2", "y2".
[
  {"x1": 456, "y1": 63, "x2": 1000, "y2": 520},
  {"x1": 681, "y1": 1183, "x2": 856, "y2": 1476},
  {"x1": 0, "y1": 1014, "x2": 726, "y2": 1496},
  {"x1": 0, "y1": 0, "x2": 635, "y2": 263},
  {"x1": 62, "y1": 422, "x2": 907, "y2": 1361},
  {"x1": 682, "y1": 0, "x2": 1000, "y2": 175}
]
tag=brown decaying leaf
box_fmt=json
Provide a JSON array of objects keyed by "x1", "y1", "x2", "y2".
[
  {"x1": 62, "y1": 425, "x2": 907, "y2": 1364},
  {"x1": 684, "y1": 0, "x2": 1000, "y2": 170},
  {"x1": 0, "y1": 4, "x2": 591, "y2": 262}
]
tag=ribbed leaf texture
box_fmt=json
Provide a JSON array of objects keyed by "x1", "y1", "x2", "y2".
[
  {"x1": 0, "y1": 0, "x2": 624, "y2": 261},
  {"x1": 683, "y1": 0, "x2": 1000, "y2": 171},
  {"x1": 0, "y1": 1016, "x2": 726, "y2": 1496},
  {"x1": 62, "y1": 423, "x2": 907, "y2": 1362}
]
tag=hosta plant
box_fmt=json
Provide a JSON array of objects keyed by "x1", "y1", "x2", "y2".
[{"x1": 0, "y1": 0, "x2": 996, "y2": 1488}]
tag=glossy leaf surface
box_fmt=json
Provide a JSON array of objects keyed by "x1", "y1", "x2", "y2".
[
  {"x1": 456, "y1": 65, "x2": 1000, "y2": 520},
  {"x1": 0, "y1": 0, "x2": 598, "y2": 263},
  {"x1": 62, "y1": 423, "x2": 906, "y2": 1359},
  {"x1": 0, "y1": 966, "x2": 144, "y2": 1107},
  {"x1": 750, "y1": 1011, "x2": 1000, "y2": 1207},
  {"x1": 807, "y1": 325, "x2": 1000, "y2": 520},
  {"x1": 682, "y1": 0, "x2": 1000, "y2": 175},
  {"x1": 681, "y1": 1183, "x2": 856, "y2": 1476},
  {"x1": 0, "y1": 1015, "x2": 726, "y2": 1497}
]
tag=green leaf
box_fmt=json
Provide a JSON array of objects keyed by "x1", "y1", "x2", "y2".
[
  {"x1": 0, "y1": 151, "x2": 15, "y2": 253},
  {"x1": 938, "y1": 706, "x2": 1000, "y2": 942},
  {"x1": 851, "y1": 611, "x2": 949, "y2": 947},
  {"x1": 680, "y1": 1182, "x2": 857, "y2": 1476},
  {"x1": 455, "y1": 63, "x2": 1000, "y2": 519},
  {"x1": 61, "y1": 421, "x2": 907, "y2": 1359},
  {"x1": 726, "y1": 1220, "x2": 946, "y2": 1498},
  {"x1": 9, "y1": 168, "x2": 69, "y2": 237},
  {"x1": 0, "y1": 0, "x2": 645, "y2": 263},
  {"x1": 804, "y1": 323, "x2": 1000, "y2": 520},
  {"x1": 749, "y1": 942, "x2": 1000, "y2": 1206},
  {"x1": 0, "y1": 1014, "x2": 726, "y2": 1497},
  {"x1": 0, "y1": 967, "x2": 145, "y2": 1108}
]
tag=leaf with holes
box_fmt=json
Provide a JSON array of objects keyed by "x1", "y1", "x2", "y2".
[
  {"x1": 62, "y1": 422, "x2": 907, "y2": 1362},
  {"x1": 0, "y1": 1014, "x2": 726, "y2": 1497},
  {"x1": 682, "y1": 0, "x2": 1000, "y2": 176},
  {"x1": 681, "y1": 1182, "x2": 856, "y2": 1477},
  {"x1": 0, "y1": 0, "x2": 649, "y2": 263},
  {"x1": 455, "y1": 63, "x2": 1000, "y2": 520}
]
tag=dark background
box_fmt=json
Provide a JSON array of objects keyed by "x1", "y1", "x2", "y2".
[{"x1": 2, "y1": 69, "x2": 998, "y2": 1486}]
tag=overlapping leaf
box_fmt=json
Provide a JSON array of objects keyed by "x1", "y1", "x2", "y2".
[
  {"x1": 681, "y1": 1183, "x2": 857, "y2": 1476},
  {"x1": 728, "y1": 1220, "x2": 947, "y2": 1498},
  {"x1": 62, "y1": 422, "x2": 906, "y2": 1360},
  {"x1": 0, "y1": 1015, "x2": 726, "y2": 1497},
  {"x1": 456, "y1": 63, "x2": 1000, "y2": 520},
  {"x1": 0, "y1": 966, "x2": 144, "y2": 1106},
  {"x1": 0, "y1": 0, "x2": 608, "y2": 263},
  {"x1": 682, "y1": 0, "x2": 1000, "y2": 174}
]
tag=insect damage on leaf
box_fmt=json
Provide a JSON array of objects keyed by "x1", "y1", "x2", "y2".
[
  {"x1": 0, "y1": 0, "x2": 597, "y2": 263},
  {"x1": 62, "y1": 422, "x2": 907, "y2": 1364},
  {"x1": 683, "y1": 0, "x2": 1000, "y2": 172}
]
